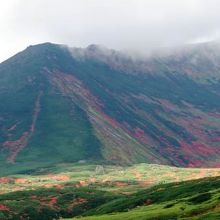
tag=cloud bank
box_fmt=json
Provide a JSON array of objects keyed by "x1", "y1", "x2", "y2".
[{"x1": 1, "y1": 0, "x2": 220, "y2": 61}]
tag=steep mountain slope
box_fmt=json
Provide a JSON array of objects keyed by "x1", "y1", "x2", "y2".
[
  {"x1": 0, "y1": 44, "x2": 103, "y2": 173},
  {"x1": 1, "y1": 42, "x2": 220, "y2": 173}
]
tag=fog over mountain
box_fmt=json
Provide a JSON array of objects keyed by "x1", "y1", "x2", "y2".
[
  {"x1": 1, "y1": 0, "x2": 220, "y2": 61},
  {"x1": 2, "y1": 2, "x2": 220, "y2": 219}
]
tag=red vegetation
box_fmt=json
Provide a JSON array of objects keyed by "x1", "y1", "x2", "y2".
[
  {"x1": 211, "y1": 162, "x2": 220, "y2": 168},
  {"x1": 49, "y1": 175, "x2": 70, "y2": 181},
  {"x1": 45, "y1": 70, "x2": 220, "y2": 167},
  {"x1": 0, "y1": 204, "x2": 10, "y2": 211},
  {"x1": 49, "y1": 197, "x2": 57, "y2": 206},
  {"x1": 211, "y1": 137, "x2": 220, "y2": 142},
  {"x1": 101, "y1": 113, "x2": 119, "y2": 128},
  {"x1": 0, "y1": 177, "x2": 14, "y2": 184},
  {"x1": 134, "y1": 127, "x2": 145, "y2": 139},
  {"x1": 157, "y1": 98, "x2": 177, "y2": 111},
  {"x1": 15, "y1": 178, "x2": 28, "y2": 184},
  {"x1": 3, "y1": 132, "x2": 29, "y2": 163},
  {"x1": 191, "y1": 141, "x2": 214, "y2": 156},
  {"x1": 3, "y1": 91, "x2": 43, "y2": 163},
  {"x1": 48, "y1": 71, "x2": 122, "y2": 130}
]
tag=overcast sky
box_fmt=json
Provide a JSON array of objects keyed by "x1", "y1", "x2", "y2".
[{"x1": 1, "y1": 0, "x2": 220, "y2": 62}]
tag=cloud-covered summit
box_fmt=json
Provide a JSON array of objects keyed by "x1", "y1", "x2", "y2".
[{"x1": 1, "y1": 0, "x2": 220, "y2": 62}]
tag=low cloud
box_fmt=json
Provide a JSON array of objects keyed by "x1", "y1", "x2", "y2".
[{"x1": 1, "y1": 0, "x2": 220, "y2": 61}]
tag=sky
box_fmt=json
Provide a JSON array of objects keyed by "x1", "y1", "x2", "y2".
[{"x1": 1, "y1": 0, "x2": 220, "y2": 62}]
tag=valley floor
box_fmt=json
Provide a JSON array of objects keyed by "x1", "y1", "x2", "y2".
[
  {"x1": 1, "y1": 163, "x2": 220, "y2": 194},
  {"x1": 0, "y1": 163, "x2": 220, "y2": 219}
]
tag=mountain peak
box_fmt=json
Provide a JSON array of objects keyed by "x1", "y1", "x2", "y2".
[{"x1": 1, "y1": 42, "x2": 220, "y2": 174}]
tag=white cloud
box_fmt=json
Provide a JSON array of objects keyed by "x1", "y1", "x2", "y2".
[{"x1": 1, "y1": 0, "x2": 220, "y2": 61}]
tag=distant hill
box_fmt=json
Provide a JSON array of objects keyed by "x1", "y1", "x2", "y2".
[{"x1": 1, "y1": 42, "x2": 220, "y2": 173}]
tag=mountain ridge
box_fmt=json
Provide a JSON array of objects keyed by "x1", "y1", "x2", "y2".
[{"x1": 1, "y1": 42, "x2": 220, "y2": 174}]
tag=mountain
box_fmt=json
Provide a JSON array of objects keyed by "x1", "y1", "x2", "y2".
[{"x1": 1, "y1": 42, "x2": 220, "y2": 173}]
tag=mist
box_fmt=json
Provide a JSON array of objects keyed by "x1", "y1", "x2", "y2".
[{"x1": 1, "y1": 0, "x2": 220, "y2": 62}]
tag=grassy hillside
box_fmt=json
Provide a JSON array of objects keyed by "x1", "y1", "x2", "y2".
[
  {"x1": 69, "y1": 176, "x2": 220, "y2": 220},
  {"x1": 0, "y1": 164, "x2": 220, "y2": 219},
  {"x1": 1, "y1": 163, "x2": 220, "y2": 194},
  {"x1": 0, "y1": 43, "x2": 103, "y2": 174}
]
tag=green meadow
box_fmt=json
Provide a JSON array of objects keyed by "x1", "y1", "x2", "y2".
[{"x1": 0, "y1": 163, "x2": 220, "y2": 219}]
